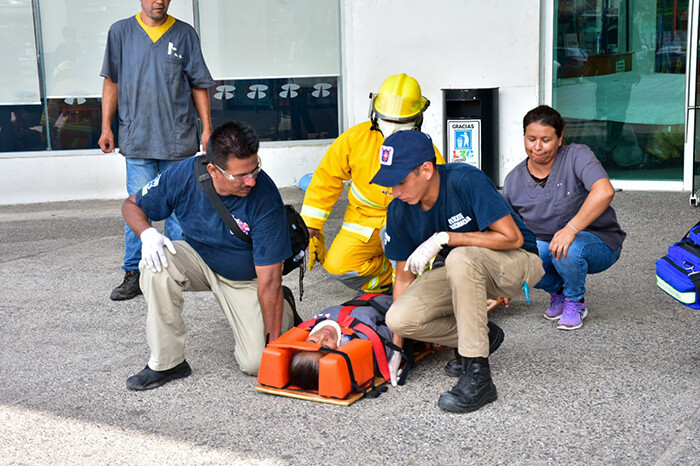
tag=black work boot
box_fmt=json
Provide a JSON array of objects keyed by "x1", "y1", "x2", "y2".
[
  {"x1": 444, "y1": 322, "x2": 504, "y2": 377},
  {"x1": 438, "y1": 357, "x2": 497, "y2": 413},
  {"x1": 110, "y1": 270, "x2": 142, "y2": 301}
]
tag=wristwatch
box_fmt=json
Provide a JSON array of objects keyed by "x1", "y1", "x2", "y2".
[{"x1": 436, "y1": 231, "x2": 449, "y2": 247}]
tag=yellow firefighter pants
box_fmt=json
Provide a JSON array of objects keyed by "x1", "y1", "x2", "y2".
[{"x1": 323, "y1": 228, "x2": 393, "y2": 292}]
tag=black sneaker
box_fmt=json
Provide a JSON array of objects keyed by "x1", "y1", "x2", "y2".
[
  {"x1": 438, "y1": 357, "x2": 497, "y2": 413},
  {"x1": 110, "y1": 270, "x2": 142, "y2": 301},
  {"x1": 126, "y1": 360, "x2": 192, "y2": 391},
  {"x1": 444, "y1": 322, "x2": 504, "y2": 377}
]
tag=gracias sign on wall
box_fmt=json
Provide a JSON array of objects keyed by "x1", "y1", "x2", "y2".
[{"x1": 447, "y1": 119, "x2": 481, "y2": 168}]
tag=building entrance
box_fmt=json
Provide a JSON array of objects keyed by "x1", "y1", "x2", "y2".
[{"x1": 553, "y1": 0, "x2": 691, "y2": 189}]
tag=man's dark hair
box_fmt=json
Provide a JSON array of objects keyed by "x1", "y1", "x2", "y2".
[
  {"x1": 289, "y1": 350, "x2": 323, "y2": 390},
  {"x1": 207, "y1": 121, "x2": 259, "y2": 167},
  {"x1": 523, "y1": 105, "x2": 565, "y2": 137},
  {"x1": 411, "y1": 156, "x2": 437, "y2": 173}
]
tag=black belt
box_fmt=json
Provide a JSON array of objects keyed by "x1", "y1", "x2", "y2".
[{"x1": 525, "y1": 245, "x2": 539, "y2": 255}]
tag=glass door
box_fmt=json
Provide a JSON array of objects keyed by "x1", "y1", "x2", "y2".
[
  {"x1": 690, "y1": 0, "x2": 700, "y2": 204},
  {"x1": 553, "y1": 0, "x2": 689, "y2": 183}
]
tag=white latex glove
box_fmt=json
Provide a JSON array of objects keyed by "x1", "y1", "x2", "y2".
[
  {"x1": 388, "y1": 352, "x2": 402, "y2": 387},
  {"x1": 140, "y1": 227, "x2": 176, "y2": 273},
  {"x1": 404, "y1": 232, "x2": 445, "y2": 275}
]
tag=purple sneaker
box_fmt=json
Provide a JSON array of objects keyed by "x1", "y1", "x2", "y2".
[
  {"x1": 543, "y1": 292, "x2": 566, "y2": 320},
  {"x1": 556, "y1": 298, "x2": 588, "y2": 330}
]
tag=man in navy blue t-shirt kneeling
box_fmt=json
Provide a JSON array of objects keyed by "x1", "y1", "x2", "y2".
[
  {"x1": 122, "y1": 121, "x2": 294, "y2": 390},
  {"x1": 371, "y1": 131, "x2": 544, "y2": 413}
]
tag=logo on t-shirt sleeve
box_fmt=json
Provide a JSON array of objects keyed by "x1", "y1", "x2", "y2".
[
  {"x1": 141, "y1": 174, "x2": 161, "y2": 196},
  {"x1": 379, "y1": 145, "x2": 394, "y2": 166},
  {"x1": 448, "y1": 213, "x2": 472, "y2": 230},
  {"x1": 231, "y1": 215, "x2": 250, "y2": 235}
]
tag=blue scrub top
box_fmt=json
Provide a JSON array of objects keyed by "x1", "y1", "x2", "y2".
[{"x1": 101, "y1": 16, "x2": 215, "y2": 160}]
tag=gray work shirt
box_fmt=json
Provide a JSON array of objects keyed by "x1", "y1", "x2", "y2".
[
  {"x1": 503, "y1": 143, "x2": 626, "y2": 251},
  {"x1": 101, "y1": 15, "x2": 215, "y2": 160}
]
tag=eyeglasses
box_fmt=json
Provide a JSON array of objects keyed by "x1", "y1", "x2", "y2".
[{"x1": 213, "y1": 158, "x2": 262, "y2": 182}]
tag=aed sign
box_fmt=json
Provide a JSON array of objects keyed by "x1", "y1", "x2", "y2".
[{"x1": 447, "y1": 119, "x2": 480, "y2": 167}]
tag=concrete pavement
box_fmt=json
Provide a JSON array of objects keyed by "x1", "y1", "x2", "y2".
[{"x1": 0, "y1": 188, "x2": 698, "y2": 465}]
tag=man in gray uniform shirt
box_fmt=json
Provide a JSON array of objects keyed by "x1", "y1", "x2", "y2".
[{"x1": 99, "y1": 0, "x2": 215, "y2": 301}]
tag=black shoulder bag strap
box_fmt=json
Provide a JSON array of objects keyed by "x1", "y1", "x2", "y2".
[{"x1": 194, "y1": 155, "x2": 251, "y2": 244}]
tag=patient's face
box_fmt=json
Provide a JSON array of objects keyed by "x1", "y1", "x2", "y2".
[{"x1": 306, "y1": 325, "x2": 339, "y2": 350}]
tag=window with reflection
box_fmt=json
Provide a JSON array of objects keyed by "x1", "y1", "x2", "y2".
[
  {"x1": 37, "y1": 2, "x2": 192, "y2": 151},
  {"x1": 0, "y1": 0, "x2": 340, "y2": 154},
  {"x1": 553, "y1": 0, "x2": 688, "y2": 181},
  {"x1": 210, "y1": 77, "x2": 339, "y2": 142},
  {"x1": 0, "y1": 0, "x2": 42, "y2": 152},
  {"x1": 199, "y1": 0, "x2": 341, "y2": 142}
]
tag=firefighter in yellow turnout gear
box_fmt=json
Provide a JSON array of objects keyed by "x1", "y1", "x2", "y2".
[{"x1": 301, "y1": 74, "x2": 444, "y2": 292}]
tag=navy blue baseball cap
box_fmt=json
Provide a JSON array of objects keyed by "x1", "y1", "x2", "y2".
[{"x1": 370, "y1": 130, "x2": 434, "y2": 187}]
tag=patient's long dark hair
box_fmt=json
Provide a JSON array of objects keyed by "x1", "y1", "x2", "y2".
[{"x1": 289, "y1": 351, "x2": 323, "y2": 390}]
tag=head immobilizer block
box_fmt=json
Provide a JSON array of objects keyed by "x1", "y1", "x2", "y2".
[{"x1": 257, "y1": 327, "x2": 375, "y2": 399}]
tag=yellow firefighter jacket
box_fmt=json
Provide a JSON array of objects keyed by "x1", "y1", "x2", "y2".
[{"x1": 301, "y1": 121, "x2": 444, "y2": 242}]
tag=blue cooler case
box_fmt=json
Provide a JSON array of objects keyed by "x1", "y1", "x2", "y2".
[{"x1": 656, "y1": 222, "x2": 700, "y2": 309}]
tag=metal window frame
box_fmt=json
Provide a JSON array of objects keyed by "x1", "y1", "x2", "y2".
[{"x1": 32, "y1": 0, "x2": 51, "y2": 150}]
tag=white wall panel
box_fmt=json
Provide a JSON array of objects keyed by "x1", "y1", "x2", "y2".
[
  {"x1": 342, "y1": 0, "x2": 541, "y2": 184},
  {"x1": 0, "y1": 143, "x2": 329, "y2": 205}
]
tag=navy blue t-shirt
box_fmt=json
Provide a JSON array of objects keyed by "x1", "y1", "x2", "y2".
[
  {"x1": 385, "y1": 164, "x2": 536, "y2": 261},
  {"x1": 135, "y1": 157, "x2": 291, "y2": 280}
]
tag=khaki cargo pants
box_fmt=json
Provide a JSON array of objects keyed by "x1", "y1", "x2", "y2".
[
  {"x1": 139, "y1": 241, "x2": 293, "y2": 376},
  {"x1": 386, "y1": 246, "x2": 544, "y2": 358}
]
